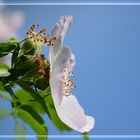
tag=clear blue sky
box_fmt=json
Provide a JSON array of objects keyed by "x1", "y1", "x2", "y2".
[{"x1": 1, "y1": 2, "x2": 140, "y2": 140}]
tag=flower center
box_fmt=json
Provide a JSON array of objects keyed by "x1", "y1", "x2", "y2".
[
  {"x1": 62, "y1": 59, "x2": 76, "y2": 96},
  {"x1": 27, "y1": 24, "x2": 56, "y2": 46}
]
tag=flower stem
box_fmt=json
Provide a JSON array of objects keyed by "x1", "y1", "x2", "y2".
[{"x1": 19, "y1": 38, "x2": 27, "y2": 44}]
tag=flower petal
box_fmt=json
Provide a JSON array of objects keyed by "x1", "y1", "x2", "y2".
[
  {"x1": 50, "y1": 47, "x2": 95, "y2": 132},
  {"x1": 54, "y1": 94, "x2": 95, "y2": 133},
  {"x1": 49, "y1": 15, "x2": 95, "y2": 133},
  {"x1": 49, "y1": 16, "x2": 73, "y2": 67},
  {"x1": 51, "y1": 16, "x2": 73, "y2": 49},
  {"x1": 50, "y1": 47, "x2": 71, "y2": 105}
]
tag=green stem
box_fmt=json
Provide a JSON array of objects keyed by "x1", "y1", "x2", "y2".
[{"x1": 19, "y1": 38, "x2": 27, "y2": 44}]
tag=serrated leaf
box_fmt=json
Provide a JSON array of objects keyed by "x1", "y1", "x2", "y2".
[
  {"x1": 0, "y1": 108, "x2": 10, "y2": 120},
  {"x1": 16, "y1": 105, "x2": 48, "y2": 140}
]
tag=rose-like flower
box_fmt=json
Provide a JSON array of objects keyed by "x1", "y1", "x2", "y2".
[{"x1": 49, "y1": 16, "x2": 95, "y2": 133}]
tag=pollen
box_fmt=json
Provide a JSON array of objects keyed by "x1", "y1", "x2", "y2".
[
  {"x1": 62, "y1": 59, "x2": 76, "y2": 97},
  {"x1": 26, "y1": 24, "x2": 56, "y2": 47}
]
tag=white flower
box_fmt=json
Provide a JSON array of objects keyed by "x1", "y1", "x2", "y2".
[{"x1": 49, "y1": 16, "x2": 95, "y2": 133}]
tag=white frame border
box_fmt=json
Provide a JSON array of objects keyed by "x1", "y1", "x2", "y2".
[{"x1": 0, "y1": 1, "x2": 140, "y2": 139}]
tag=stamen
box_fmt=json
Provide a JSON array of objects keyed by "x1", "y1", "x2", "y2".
[
  {"x1": 26, "y1": 24, "x2": 56, "y2": 47},
  {"x1": 62, "y1": 59, "x2": 76, "y2": 97}
]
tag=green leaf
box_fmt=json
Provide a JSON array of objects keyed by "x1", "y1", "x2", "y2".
[
  {"x1": 0, "y1": 42, "x2": 18, "y2": 57},
  {"x1": 0, "y1": 91, "x2": 12, "y2": 101},
  {"x1": 16, "y1": 80, "x2": 51, "y2": 118},
  {"x1": 16, "y1": 105, "x2": 48, "y2": 139},
  {"x1": 0, "y1": 78, "x2": 17, "y2": 100},
  {"x1": 0, "y1": 81, "x2": 4, "y2": 91},
  {"x1": 15, "y1": 86, "x2": 71, "y2": 133},
  {"x1": 0, "y1": 63, "x2": 10, "y2": 69},
  {"x1": 0, "y1": 68, "x2": 10, "y2": 77},
  {"x1": 12, "y1": 46, "x2": 20, "y2": 68},
  {"x1": 14, "y1": 55, "x2": 36, "y2": 70},
  {"x1": 0, "y1": 63, "x2": 10, "y2": 77},
  {"x1": 0, "y1": 108, "x2": 10, "y2": 120},
  {"x1": 9, "y1": 38, "x2": 19, "y2": 43},
  {"x1": 4, "y1": 84, "x2": 17, "y2": 99},
  {"x1": 15, "y1": 89, "x2": 43, "y2": 113},
  {"x1": 36, "y1": 77, "x2": 48, "y2": 90},
  {"x1": 18, "y1": 65, "x2": 38, "y2": 80},
  {"x1": 21, "y1": 40, "x2": 35, "y2": 55},
  {"x1": 8, "y1": 55, "x2": 38, "y2": 81}
]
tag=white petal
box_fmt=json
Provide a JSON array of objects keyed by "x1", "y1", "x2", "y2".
[
  {"x1": 49, "y1": 16, "x2": 73, "y2": 66},
  {"x1": 50, "y1": 47, "x2": 71, "y2": 104},
  {"x1": 49, "y1": 16, "x2": 95, "y2": 133},
  {"x1": 82, "y1": 116, "x2": 95, "y2": 132},
  {"x1": 51, "y1": 16, "x2": 73, "y2": 48},
  {"x1": 54, "y1": 95, "x2": 95, "y2": 133},
  {"x1": 50, "y1": 47, "x2": 95, "y2": 132}
]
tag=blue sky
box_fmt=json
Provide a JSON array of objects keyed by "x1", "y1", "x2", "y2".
[{"x1": 0, "y1": 2, "x2": 140, "y2": 140}]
